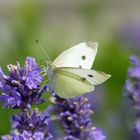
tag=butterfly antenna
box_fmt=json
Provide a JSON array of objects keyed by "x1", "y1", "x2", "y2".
[{"x1": 35, "y1": 40, "x2": 51, "y2": 63}]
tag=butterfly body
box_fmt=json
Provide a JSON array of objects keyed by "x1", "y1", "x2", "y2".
[{"x1": 46, "y1": 42, "x2": 111, "y2": 98}]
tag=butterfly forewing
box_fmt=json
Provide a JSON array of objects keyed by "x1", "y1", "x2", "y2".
[{"x1": 53, "y1": 42, "x2": 98, "y2": 69}]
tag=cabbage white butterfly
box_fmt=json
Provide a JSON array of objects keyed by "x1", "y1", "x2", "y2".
[{"x1": 46, "y1": 42, "x2": 111, "y2": 98}]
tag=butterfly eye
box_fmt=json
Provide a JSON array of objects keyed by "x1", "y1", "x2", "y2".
[
  {"x1": 81, "y1": 55, "x2": 86, "y2": 60},
  {"x1": 88, "y1": 74, "x2": 93, "y2": 78}
]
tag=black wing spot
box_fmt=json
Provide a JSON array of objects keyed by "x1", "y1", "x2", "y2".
[
  {"x1": 88, "y1": 74, "x2": 93, "y2": 78},
  {"x1": 81, "y1": 77, "x2": 86, "y2": 82},
  {"x1": 81, "y1": 55, "x2": 86, "y2": 60}
]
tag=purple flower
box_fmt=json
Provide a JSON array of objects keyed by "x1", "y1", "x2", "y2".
[
  {"x1": 32, "y1": 132, "x2": 45, "y2": 140},
  {"x1": 51, "y1": 92, "x2": 106, "y2": 140},
  {"x1": 25, "y1": 57, "x2": 43, "y2": 89},
  {"x1": 88, "y1": 128, "x2": 106, "y2": 140},
  {"x1": 2, "y1": 130, "x2": 51, "y2": 140},
  {"x1": 0, "y1": 57, "x2": 45, "y2": 109},
  {"x1": 2, "y1": 108, "x2": 53, "y2": 140},
  {"x1": 134, "y1": 120, "x2": 140, "y2": 134},
  {"x1": 130, "y1": 56, "x2": 140, "y2": 66},
  {"x1": 12, "y1": 109, "x2": 49, "y2": 132},
  {"x1": 124, "y1": 56, "x2": 140, "y2": 107},
  {"x1": 25, "y1": 68, "x2": 43, "y2": 89},
  {"x1": 124, "y1": 55, "x2": 140, "y2": 138}
]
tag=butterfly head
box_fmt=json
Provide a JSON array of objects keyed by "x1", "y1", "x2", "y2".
[{"x1": 46, "y1": 61, "x2": 56, "y2": 73}]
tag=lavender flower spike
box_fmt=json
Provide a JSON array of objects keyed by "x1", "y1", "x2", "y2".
[
  {"x1": 51, "y1": 93, "x2": 106, "y2": 140},
  {"x1": 125, "y1": 55, "x2": 140, "y2": 108},
  {"x1": 0, "y1": 57, "x2": 44, "y2": 109},
  {"x1": 2, "y1": 108, "x2": 54, "y2": 140},
  {"x1": 124, "y1": 55, "x2": 140, "y2": 139}
]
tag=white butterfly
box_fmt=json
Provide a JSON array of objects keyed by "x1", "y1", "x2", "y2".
[{"x1": 46, "y1": 42, "x2": 111, "y2": 98}]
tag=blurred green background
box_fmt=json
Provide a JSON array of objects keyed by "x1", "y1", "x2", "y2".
[{"x1": 0, "y1": 0, "x2": 140, "y2": 139}]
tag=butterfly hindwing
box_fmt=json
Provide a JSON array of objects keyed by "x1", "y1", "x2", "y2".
[
  {"x1": 55, "y1": 67, "x2": 111, "y2": 86},
  {"x1": 49, "y1": 67, "x2": 110, "y2": 98},
  {"x1": 53, "y1": 42, "x2": 98, "y2": 69},
  {"x1": 50, "y1": 69, "x2": 94, "y2": 98}
]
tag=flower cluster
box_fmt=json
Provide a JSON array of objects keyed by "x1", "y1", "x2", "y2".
[
  {"x1": 2, "y1": 130, "x2": 46, "y2": 140},
  {"x1": 125, "y1": 56, "x2": 140, "y2": 108},
  {"x1": 0, "y1": 57, "x2": 44, "y2": 109},
  {"x1": 0, "y1": 57, "x2": 53, "y2": 140},
  {"x1": 2, "y1": 109, "x2": 53, "y2": 140},
  {"x1": 51, "y1": 94, "x2": 106, "y2": 140},
  {"x1": 124, "y1": 55, "x2": 140, "y2": 138}
]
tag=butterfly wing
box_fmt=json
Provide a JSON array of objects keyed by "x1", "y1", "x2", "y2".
[
  {"x1": 56, "y1": 67, "x2": 111, "y2": 85},
  {"x1": 49, "y1": 67, "x2": 110, "y2": 98},
  {"x1": 51, "y1": 72, "x2": 94, "y2": 98},
  {"x1": 52, "y1": 42, "x2": 98, "y2": 69}
]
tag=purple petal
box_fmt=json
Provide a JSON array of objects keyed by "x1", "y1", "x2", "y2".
[
  {"x1": 33, "y1": 132, "x2": 44, "y2": 140},
  {"x1": 130, "y1": 56, "x2": 140, "y2": 66},
  {"x1": 0, "y1": 93, "x2": 9, "y2": 108},
  {"x1": 88, "y1": 128, "x2": 106, "y2": 140}
]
